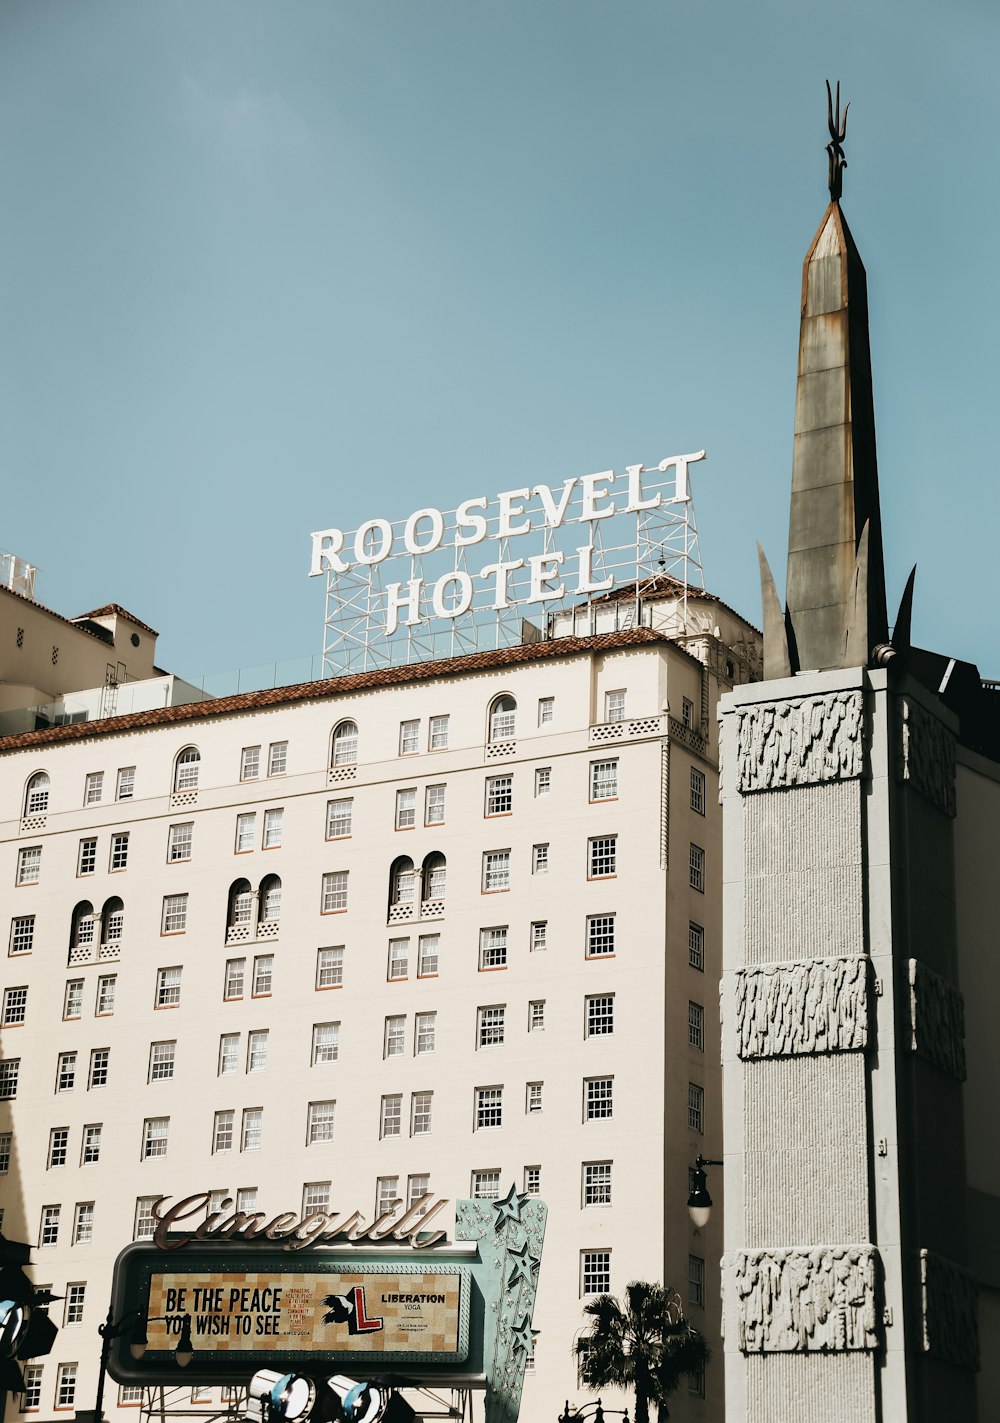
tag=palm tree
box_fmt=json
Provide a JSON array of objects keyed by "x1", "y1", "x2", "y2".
[{"x1": 575, "y1": 1280, "x2": 711, "y2": 1423}]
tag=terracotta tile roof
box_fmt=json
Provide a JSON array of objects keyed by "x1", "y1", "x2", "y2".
[
  {"x1": 75, "y1": 604, "x2": 159, "y2": 637},
  {"x1": 590, "y1": 575, "x2": 761, "y2": 633},
  {"x1": 0, "y1": 582, "x2": 109, "y2": 642},
  {"x1": 0, "y1": 626, "x2": 670, "y2": 754}
]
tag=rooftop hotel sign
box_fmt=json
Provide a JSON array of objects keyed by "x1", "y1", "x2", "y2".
[{"x1": 310, "y1": 452, "x2": 707, "y2": 674}]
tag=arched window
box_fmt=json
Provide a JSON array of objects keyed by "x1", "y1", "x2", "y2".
[
  {"x1": 173, "y1": 747, "x2": 201, "y2": 791},
  {"x1": 228, "y1": 879, "x2": 254, "y2": 928},
  {"x1": 488, "y1": 695, "x2": 516, "y2": 743},
  {"x1": 101, "y1": 897, "x2": 124, "y2": 944},
  {"x1": 70, "y1": 901, "x2": 97, "y2": 948},
  {"x1": 24, "y1": 771, "x2": 50, "y2": 816},
  {"x1": 390, "y1": 856, "x2": 417, "y2": 906},
  {"x1": 423, "y1": 852, "x2": 446, "y2": 901},
  {"x1": 259, "y1": 874, "x2": 281, "y2": 923},
  {"x1": 332, "y1": 720, "x2": 359, "y2": 767}
]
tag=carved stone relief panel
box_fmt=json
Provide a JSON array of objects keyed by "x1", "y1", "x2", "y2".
[
  {"x1": 896, "y1": 696, "x2": 956, "y2": 818},
  {"x1": 908, "y1": 958, "x2": 966, "y2": 1081},
  {"x1": 920, "y1": 1248, "x2": 979, "y2": 1371},
  {"x1": 736, "y1": 956, "x2": 868, "y2": 1058},
  {"x1": 736, "y1": 690, "x2": 864, "y2": 793},
  {"x1": 729, "y1": 1245, "x2": 879, "y2": 1353}
]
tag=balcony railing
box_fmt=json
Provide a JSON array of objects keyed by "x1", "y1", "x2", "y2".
[
  {"x1": 387, "y1": 899, "x2": 445, "y2": 926},
  {"x1": 225, "y1": 920, "x2": 280, "y2": 946},
  {"x1": 67, "y1": 941, "x2": 121, "y2": 967}
]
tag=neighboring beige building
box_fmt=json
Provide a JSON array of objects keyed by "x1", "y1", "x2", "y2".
[{"x1": 0, "y1": 572, "x2": 760, "y2": 1422}]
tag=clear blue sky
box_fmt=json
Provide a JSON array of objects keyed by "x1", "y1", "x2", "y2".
[{"x1": 1, "y1": 0, "x2": 997, "y2": 682}]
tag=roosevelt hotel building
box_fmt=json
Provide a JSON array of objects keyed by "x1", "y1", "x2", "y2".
[{"x1": 0, "y1": 574, "x2": 760, "y2": 1422}]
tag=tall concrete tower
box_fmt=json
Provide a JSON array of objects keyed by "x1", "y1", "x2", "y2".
[{"x1": 719, "y1": 91, "x2": 980, "y2": 1421}]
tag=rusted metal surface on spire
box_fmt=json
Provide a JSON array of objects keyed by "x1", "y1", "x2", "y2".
[{"x1": 826, "y1": 80, "x2": 849, "y2": 202}]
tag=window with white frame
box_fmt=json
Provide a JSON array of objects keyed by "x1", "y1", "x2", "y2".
[
  {"x1": 247, "y1": 1030, "x2": 268, "y2": 1072},
  {"x1": 142, "y1": 1117, "x2": 168, "y2": 1159},
  {"x1": 605, "y1": 689, "x2": 626, "y2": 723},
  {"x1": 482, "y1": 851, "x2": 510, "y2": 893},
  {"x1": 16, "y1": 846, "x2": 41, "y2": 886},
  {"x1": 489, "y1": 695, "x2": 516, "y2": 742},
  {"x1": 168, "y1": 823, "x2": 193, "y2": 862},
  {"x1": 688, "y1": 1254, "x2": 705, "y2": 1307},
  {"x1": 267, "y1": 741, "x2": 287, "y2": 776},
  {"x1": 306, "y1": 1101, "x2": 334, "y2": 1145},
  {"x1": 213, "y1": 1110, "x2": 235, "y2": 1153},
  {"x1": 586, "y1": 914, "x2": 616, "y2": 957},
  {"x1": 311, "y1": 1023, "x2": 340, "y2": 1065},
  {"x1": 384, "y1": 1016, "x2": 405, "y2": 1058},
  {"x1": 73, "y1": 1201, "x2": 94, "y2": 1245},
  {"x1": 190, "y1": 1387, "x2": 212, "y2": 1405},
  {"x1": 173, "y1": 749, "x2": 200, "y2": 792},
  {"x1": 316, "y1": 947, "x2": 344, "y2": 989},
  {"x1": 689, "y1": 844, "x2": 705, "y2": 892},
  {"x1": 688, "y1": 921, "x2": 705, "y2": 970},
  {"x1": 688, "y1": 1002, "x2": 704, "y2": 1050},
  {"x1": 410, "y1": 1091, "x2": 432, "y2": 1136},
  {"x1": 240, "y1": 746, "x2": 261, "y2": 781},
  {"x1": 588, "y1": 837, "x2": 617, "y2": 878},
  {"x1": 530, "y1": 920, "x2": 547, "y2": 952},
  {"x1": 96, "y1": 975, "x2": 116, "y2": 1016},
  {"x1": 321, "y1": 871, "x2": 348, "y2": 913},
  {"x1": 161, "y1": 894, "x2": 188, "y2": 934},
  {"x1": 148, "y1": 1041, "x2": 175, "y2": 1082},
  {"x1": 526, "y1": 1082, "x2": 543, "y2": 1113},
  {"x1": 395, "y1": 789, "x2": 417, "y2": 830},
  {"x1": 116, "y1": 766, "x2": 136, "y2": 800},
  {"x1": 0, "y1": 1132, "x2": 13, "y2": 1172},
  {"x1": 690, "y1": 766, "x2": 705, "y2": 815},
  {"x1": 424, "y1": 784, "x2": 446, "y2": 826},
  {"x1": 63, "y1": 980, "x2": 83, "y2": 1019},
  {"x1": 22, "y1": 1363, "x2": 43, "y2": 1410},
  {"x1": 155, "y1": 967, "x2": 181, "y2": 1008},
  {"x1": 486, "y1": 775, "x2": 512, "y2": 816},
  {"x1": 55, "y1": 1363, "x2": 78, "y2": 1409},
  {"x1": 134, "y1": 1197, "x2": 158, "y2": 1239},
  {"x1": 242, "y1": 1107, "x2": 263, "y2": 1151},
  {"x1": 529, "y1": 1000, "x2": 545, "y2": 1032},
  {"x1": 581, "y1": 1250, "x2": 611, "y2": 1295},
  {"x1": 10, "y1": 915, "x2": 34, "y2": 956},
  {"x1": 48, "y1": 1128, "x2": 68, "y2": 1168},
  {"x1": 475, "y1": 1086, "x2": 502, "y2": 1129},
  {"x1": 414, "y1": 1012, "x2": 436, "y2": 1055},
  {"x1": 479, "y1": 926, "x2": 508, "y2": 970},
  {"x1": 585, "y1": 1076, "x2": 613, "y2": 1120},
  {"x1": 376, "y1": 1176, "x2": 400, "y2": 1218},
  {"x1": 538, "y1": 696, "x2": 554, "y2": 726},
  {"x1": 524, "y1": 1166, "x2": 541, "y2": 1195},
  {"x1": 428, "y1": 714, "x2": 449, "y2": 750},
  {"x1": 260, "y1": 809, "x2": 281, "y2": 849},
  {"x1": 332, "y1": 721, "x2": 358, "y2": 767},
  {"x1": 218, "y1": 1033, "x2": 239, "y2": 1075},
  {"x1": 586, "y1": 994, "x2": 615, "y2": 1037},
  {"x1": 326, "y1": 798, "x2": 353, "y2": 839},
  {"x1": 85, "y1": 771, "x2": 104, "y2": 805},
  {"x1": 207, "y1": 1190, "x2": 229, "y2": 1215},
  {"x1": 380, "y1": 1095, "x2": 402, "y2": 1138},
  {"x1": 590, "y1": 759, "x2": 618, "y2": 801},
  {"x1": 77, "y1": 839, "x2": 97, "y2": 877},
  {"x1": 424, "y1": 852, "x2": 446, "y2": 899},
  {"x1": 55, "y1": 1053, "x2": 75, "y2": 1092},
  {"x1": 235, "y1": 1188, "x2": 256, "y2": 1215},
  {"x1": 120, "y1": 1384, "x2": 145, "y2": 1406},
  {"x1": 24, "y1": 771, "x2": 50, "y2": 816},
  {"x1": 109, "y1": 833, "x2": 129, "y2": 872},
  {"x1": 478, "y1": 1005, "x2": 505, "y2": 1048},
  {"x1": 688, "y1": 1082, "x2": 704, "y2": 1133},
  {"x1": 3, "y1": 986, "x2": 27, "y2": 1026},
  {"x1": 472, "y1": 1169, "x2": 501, "y2": 1199},
  {"x1": 417, "y1": 934, "x2": 439, "y2": 976},
  {"x1": 81, "y1": 1125, "x2": 101, "y2": 1165},
  {"x1": 534, "y1": 766, "x2": 551, "y2": 797},
  {"x1": 302, "y1": 1182, "x2": 330, "y2": 1214},
  {"x1": 388, "y1": 938, "x2": 409, "y2": 981},
  {"x1": 399, "y1": 720, "x2": 420, "y2": 755},
  {"x1": 682, "y1": 696, "x2": 695, "y2": 728},
  {"x1": 407, "y1": 1174, "x2": 430, "y2": 1213},
  {"x1": 252, "y1": 955, "x2": 273, "y2": 995},
  {"x1": 88, "y1": 1049, "x2": 109, "y2": 1088},
  {"x1": 584, "y1": 1162, "x2": 612, "y2": 1206},
  {"x1": 224, "y1": 959, "x2": 245, "y2": 1000},
  {"x1": 531, "y1": 843, "x2": 549, "y2": 874}
]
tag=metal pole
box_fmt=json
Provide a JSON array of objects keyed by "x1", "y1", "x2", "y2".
[{"x1": 93, "y1": 1306, "x2": 114, "y2": 1423}]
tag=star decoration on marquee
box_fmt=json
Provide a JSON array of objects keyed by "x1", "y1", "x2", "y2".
[
  {"x1": 506, "y1": 1241, "x2": 539, "y2": 1288},
  {"x1": 492, "y1": 1183, "x2": 527, "y2": 1229},
  {"x1": 510, "y1": 1314, "x2": 535, "y2": 1355}
]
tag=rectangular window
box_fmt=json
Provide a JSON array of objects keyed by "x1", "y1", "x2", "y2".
[
  {"x1": 689, "y1": 844, "x2": 705, "y2": 892},
  {"x1": 9, "y1": 915, "x2": 34, "y2": 955},
  {"x1": 252, "y1": 955, "x2": 273, "y2": 996},
  {"x1": 134, "y1": 1197, "x2": 158, "y2": 1239},
  {"x1": 399, "y1": 720, "x2": 420, "y2": 755},
  {"x1": 688, "y1": 1254, "x2": 705, "y2": 1307},
  {"x1": 0, "y1": 1131, "x2": 10, "y2": 1173},
  {"x1": 586, "y1": 994, "x2": 615, "y2": 1037},
  {"x1": 156, "y1": 967, "x2": 182, "y2": 1008},
  {"x1": 538, "y1": 696, "x2": 554, "y2": 725},
  {"x1": 408, "y1": 1174, "x2": 430, "y2": 1212},
  {"x1": 241, "y1": 745, "x2": 261, "y2": 780},
  {"x1": 64, "y1": 1283, "x2": 86, "y2": 1326},
  {"x1": 326, "y1": 798, "x2": 353, "y2": 839},
  {"x1": 40, "y1": 1203, "x2": 61, "y2": 1245},
  {"x1": 73, "y1": 1201, "x2": 94, "y2": 1245},
  {"x1": 586, "y1": 914, "x2": 616, "y2": 957},
  {"x1": 479, "y1": 926, "x2": 508, "y2": 970},
  {"x1": 116, "y1": 766, "x2": 136, "y2": 800},
  {"x1": 486, "y1": 775, "x2": 513, "y2": 816},
  {"x1": 688, "y1": 1082, "x2": 704, "y2": 1133},
  {"x1": 682, "y1": 696, "x2": 695, "y2": 728},
  {"x1": 530, "y1": 920, "x2": 547, "y2": 952},
  {"x1": 588, "y1": 836, "x2": 617, "y2": 878},
  {"x1": 306, "y1": 1101, "x2": 335, "y2": 1145},
  {"x1": 109, "y1": 833, "x2": 129, "y2": 872},
  {"x1": 475, "y1": 1086, "x2": 502, "y2": 1129},
  {"x1": 414, "y1": 1012, "x2": 436, "y2": 1055},
  {"x1": 55, "y1": 1363, "x2": 77, "y2": 1410},
  {"x1": 142, "y1": 1117, "x2": 168, "y2": 1159},
  {"x1": 96, "y1": 975, "x2": 116, "y2": 1016},
  {"x1": 584, "y1": 1162, "x2": 612, "y2": 1206},
  {"x1": 77, "y1": 839, "x2": 97, "y2": 876},
  {"x1": 384, "y1": 1015, "x2": 405, "y2": 1058},
  {"x1": 55, "y1": 1052, "x2": 75, "y2": 1092},
  {"x1": 16, "y1": 846, "x2": 41, "y2": 886},
  {"x1": 524, "y1": 1166, "x2": 541, "y2": 1196},
  {"x1": 48, "y1": 1128, "x2": 69, "y2": 1168},
  {"x1": 585, "y1": 1076, "x2": 614, "y2": 1120},
  {"x1": 88, "y1": 1049, "x2": 109, "y2": 1089},
  {"x1": 688, "y1": 1002, "x2": 705, "y2": 1050},
  {"x1": 688, "y1": 921, "x2": 705, "y2": 971},
  {"x1": 590, "y1": 759, "x2": 618, "y2": 801},
  {"x1": 376, "y1": 1177, "x2": 400, "y2": 1220},
  {"x1": 531, "y1": 843, "x2": 549, "y2": 875},
  {"x1": 321, "y1": 871, "x2": 348, "y2": 913},
  {"x1": 267, "y1": 741, "x2": 288, "y2": 776},
  {"x1": 167, "y1": 822, "x2": 193, "y2": 863},
  {"x1": 161, "y1": 894, "x2": 188, "y2": 934},
  {"x1": 688, "y1": 1368, "x2": 706, "y2": 1400},
  {"x1": 120, "y1": 1385, "x2": 145, "y2": 1406},
  {"x1": 219, "y1": 1034, "x2": 240, "y2": 1075},
  {"x1": 428, "y1": 714, "x2": 449, "y2": 750},
  {"x1": 316, "y1": 947, "x2": 344, "y2": 989},
  {"x1": 534, "y1": 766, "x2": 551, "y2": 797},
  {"x1": 388, "y1": 938, "x2": 409, "y2": 981},
  {"x1": 0, "y1": 1059, "x2": 21, "y2": 1099},
  {"x1": 242, "y1": 1107, "x2": 263, "y2": 1151},
  {"x1": 410, "y1": 1090, "x2": 432, "y2": 1135},
  {"x1": 395, "y1": 788, "x2": 417, "y2": 829},
  {"x1": 213, "y1": 1110, "x2": 234, "y2": 1153},
  {"x1": 582, "y1": 1251, "x2": 611, "y2": 1296},
  {"x1": 63, "y1": 980, "x2": 84, "y2": 1019},
  {"x1": 148, "y1": 1041, "x2": 176, "y2": 1082},
  {"x1": 263, "y1": 808, "x2": 284, "y2": 848},
  {"x1": 472, "y1": 1169, "x2": 501, "y2": 1199},
  {"x1": 690, "y1": 766, "x2": 706, "y2": 815},
  {"x1": 417, "y1": 934, "x2": 439, "y2": 976},
  {"x1": 311, "y1": 1023, "x2": 340, "y2": 1065},
  {"x1": 424, "y1": 784, "x2": 446, "y2": 826},
  {"x1": 235, "y1": 813, "x2": 256, "y2": 853},
  {"x1": 224, "y1": 959, "x2": 246, "y2": 1000},
  {"x1": 302, "y1": 1182, "x2": 330, "y2": 1214},
  {"x1": 81, "y1": 1125, "x2": 102, "y2": 1165},
  {"x1": 529, "y1": 1000, "x2": 545, "y2": 1032},
  {"x1": 526, "y1": 1082, "x2": 543, "y2": 1113},
  {"x1": 3, "y1": 986, "x2": 27, "y2": 1026},
  {"x1": 247, "y1": 1029, "x2": 269, "y2": 1072},
  {"x1": 85, "y1": 771, "x2": 104, "y2": 805},
  {"x1": 478, "y1": 1004, "x2": 505, "y2": 1047},
  {"x1": 605, "y1": 689, "x2": 626, "y2": 723},
  {"x1": 22, "y1": 1364, "x2": 43, "y2": 1410},
  {"x1": 482, "y1": 851, "x2": 511, "y2": 893},
  {"x1": 380, "y1": 1095, "x2": 402, "y2": 1139}
]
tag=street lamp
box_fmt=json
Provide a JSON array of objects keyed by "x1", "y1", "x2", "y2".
[
  {"x1": 93, "y1": 1308, "x2": 193, "y2": 1423},
  {"x1": 558, "y1": 1401, "x2": 631, "y2": 1423},
  {"x1": 687, "y1": 1155, "x2": 723, "y2": 1228}
]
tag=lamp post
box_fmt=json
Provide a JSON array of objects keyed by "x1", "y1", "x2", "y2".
[
  {"x1": 92, "y1": 1309, "x2": 193, "y2": 1423},
  {"x1": 687, "y1": 1155, "x2": 723, "y2": 1228},
  {"x1": 558, "y1": 1400, "x2": 631, "y2": 1423}
]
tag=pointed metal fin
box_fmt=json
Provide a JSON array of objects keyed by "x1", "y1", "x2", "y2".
[
  {"x1": 892, "y1": 565, "x2": 917, "y2": 652},
  {"x1": 758, "y1": 542, "x2": 792, "y2": 680},
  {"x1": 844, "y1": 520, "x2": 871, "y2": 667}
]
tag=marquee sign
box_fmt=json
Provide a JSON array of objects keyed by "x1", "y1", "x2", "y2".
[{"x1": 150, "y1": 1192, "x2": 448, "y2": 1252}]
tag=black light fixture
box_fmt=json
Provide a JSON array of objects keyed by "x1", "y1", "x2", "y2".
[
  {"x1": 687, "y1": 1154, "x2": 723, "y2": 1228},
  {"x1": 247, "y1": 1369, "x2": 317, "y2": 1423},
  {"x1": 126, "y1": 1312, "x2": 193, "y2": 1366}
]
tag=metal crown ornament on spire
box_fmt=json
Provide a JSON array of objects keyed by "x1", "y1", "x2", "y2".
[{"x1": 826, "y1": 79, "x2": 849, "y2": 201}]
